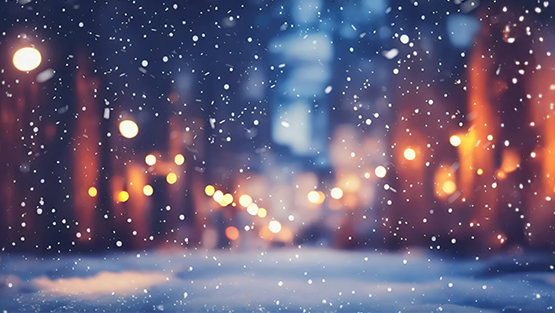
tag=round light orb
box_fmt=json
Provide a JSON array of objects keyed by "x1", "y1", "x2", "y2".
[
  {"x1": 269, "y1": 220, "x2": 282, "y2": 234},
  {"x1": 404, "y1": 148, "x2": 416, "y2": 161},
  {"x1": 375, "y1": 166, "x2": 387, "y2": 178},
  {"x1": 330, "y1": 187, "x2": 343, "y2": 200},
  {"x1": 119, "y1": 120, "x2": 139, "y2": 139},
  {"x1": 13, "y1": 47, "x2": 42, "y2": 72},
  {"x1": 450, "y1": 135, "x2": 461, "y2": 147},
  {"x1": 145, "y1": 154, "x2": 157, "y2": 166}
]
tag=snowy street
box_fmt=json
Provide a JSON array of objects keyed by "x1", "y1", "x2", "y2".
[{"x1": 1, "y1": 248, "x2": 554, "y2": 312}]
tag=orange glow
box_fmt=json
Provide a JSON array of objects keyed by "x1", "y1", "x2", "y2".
[
  {"x1": 449, "y1": 135, "x2": 461, "y2": 147},
  {"x1": 143, "y1": 185, "x2": 153, "y2": 196},
  {"x1": 531, "y1": 151, "x2": 537, "y2": 158},
  {"x1": 338, "y1": 174, "x2": 361, "y2": 193},
  {"x1": 13, "y1": 47, "x2": 41, "y2": 71},
  {"x1": 117, "y1": 191, "x2": 129, "y2": 203},
  {"x1": 442, "y1": 181, "x2": 457, "y2": 194},
  {"x1": 166, "y1": 172, "x2": 177, "y2": 184},
  {"x1": 247, "y1": 203, "x2": 259, "y2": 215},
  {"x1": 213, "y1": 190, "x2": 224, "y2": 202},
  {"x1": 239, "y1": 194, "x2": 253, "y2": 208},
  {"x1": 500, "y1": 148, "x2": 520, "y2": 173},
  {"x1": 257, "y1": 208, "x2": 267, "y2": 218},
  {"x1": 269, "y1": 220, "x2": 282, "y2": 233},
  {"x1": 307, "y1": 190, "x2": 324, "y2": 204},
  {"x1": 477, "y1": 168, "x2": 483, "y2": 175},
  {"x1": 88, "y1": 187, "x2": 97, "y2": 197},
  {"x1": 375, "y1": 166, "x2": 387, "y2": 178},
  {"x1": 225, "y1": 226, "x2": 240, "y2": 240},
  {"x1": 330, "y1": 187, "x2": 343, "y2": 199},
  {"x1": 174, "y1": 154, "x2": 185, "y2": 165},
  {"x1": 496, "y1": 170, "x2": 507, "y2": 179},
  {"x1": 404, "y1": 148, "x2": 416, "y2": 160},
  {"x1": 145, "y1": 154, "x2": 157, "y2": 166},
  {"x1": 205, "y1": 185, "x2": 215, "y2": 196},
  {"x1": 119, "y1": 120, "x2": 139, "y2": 139}
]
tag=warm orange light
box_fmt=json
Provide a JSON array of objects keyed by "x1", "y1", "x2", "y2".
[
  {"x1": 213, "y1": 190, "x2": 224, "y2": 202},
  {"x1": 13, "y1": 47, "x2": 41, "y2": 71},
  {"x1": 174, "y1": 154, "x2": 185, "y2": 165},
  {"x1": 119, "y1": 120, "x2": 139, "y2": 139},
  {"x1": 117, "y1": 191, "x2": 129, "y2": 203},
  {"x1": 375, "y1": 166, "x2": 387, "y2": 178},
  {"x1": 143, "y1": 185, "x2": 153, "y2": 196},
  {"x1": 205, "y1": 185, "x2": 215, "y2": 196},
  {"x1": 225, "y1": 226, "x2": 239, "y2": 240},
  {"x1": 307, "y1": 190, "x2": 321, "y2": 204},
  {"x1": 247, "y1": 203, "x2": 259, "y2": 215},
  {"x1": 404, "y1": 148, "x2": 416, "y2": 160},
  {"x1": 257, "y1": 208, "x2": 267, "y2": 218},
  {"x1": 88, "y1": 187, "x2": 97, "y2": 197},
  {"x1": 442, "y1": 181, "x2": 457, "y2": 194},
  {"x1": 449, "y1": 135, "x2": 461, "y2": 147},
  {"x1": 145, "y1": 154, "x2": 157, "y2": 166},
  {"x1": 166, "y1": 172, "x2": 177, "y2": 184},
  {"x1": 269, "y1": 220, "x2": 282, "y2": 233},
  {"x1": 531, "y1": 151, "x2": 537, "y2": 158},
  {"x1": 239, "y1": 194, "x2": 253, "y2": 208},
  {"x1": 477, "y1": 168, "x2": 483, "y2": 175},
  {"x1": 330, "y1": 187, "x2": 343, "y2": 200},
  {"x1": 501, "y1": 149, "x2": 520, "y2": 173}
]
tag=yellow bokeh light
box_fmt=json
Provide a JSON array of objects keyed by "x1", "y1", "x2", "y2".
[
  {"x1": 375, "y1": 166, "x2": 387, "y2": 178},
  {"x1": 364, "y1": 172, "x2": 371, "y2": 179},
  {"x1": 307, "y1": 190, "x2": 325, "y2": 204},
  {"x1": 223, "y1": 193, "x2": 233, "y2": 205},
  {"x1": 239, "y1": 194, "x2": 253, "y2": 208},
  {"x1": 442, "y1": 181, "x2": 456, "y2": 194},
  {"x1": 205, "y1": 185, "x2": 215, "y2": 196},
  {"x1": 477, "y1": 168, "x2": 483, "y2": 175},
  {"x1": 143, "y1": 185, "x2": 153, "y2": 196},
  {"x1": 330, "y1": 187, "x2": 343, "y2": 200},
  {"x1": 487, "y1": 134, "x2": 493, "y2": 141},
  {"x1": 404, "y1": 148, "x2": 416, "y2": 160},
  {"x1": 213, "y1": 190, "x2": 224, "y2": 202},
  {"x1": 531, "y1": 151, "x2": 537, "y2": 158},
  {"x1": 119, "y1": 120, "x2": 139, "y2": 139},
  {"x1": 145, "y1": 154, "x2": 157, "y2": 166},
  {"x1": 449, "y1": 135, "x2": 461, "y2": 147},
  {"x1": 13, "y1": 47, "x2": 41, "y2": 71},
  {"x1": 117, "y1": 191, "x2": 129, "y2": 203},
  {"x1": 269, "y1": 220, "x2": 282, "y2": 233},
  {"x1": 257, "y1": 208, "x2": 267, "y2": 218},
  {"x1": 174, "y1": 154, "x2": 185, "y2": 165},
  {"x1": 247, "y1": 203, "x2": 259, "y2": 216},
  {"x1": 166, "y1": 172, "x2": 177, "y2": 184},
  {"x1": 225, "y1": 226, "x2": 239, "y2": 241},
  {"x1": 88, "y1": 187, "x2": 97, "y2": 197}
]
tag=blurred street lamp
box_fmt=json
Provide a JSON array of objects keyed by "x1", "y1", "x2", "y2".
[{"x1": 13, "y1": 47, "x2": 41, "y2": 71}]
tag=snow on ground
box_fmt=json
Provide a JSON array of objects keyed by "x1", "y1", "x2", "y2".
[{"x1": 1, "y1": 247, "x2": 554, "y2": 312}]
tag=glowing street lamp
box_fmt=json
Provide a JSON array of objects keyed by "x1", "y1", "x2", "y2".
[
  {"x1": 119, "y1": 120, "x2": 139, "y2": 139},
  {"x1": 13, "y1": 47, "x2": 41, "y2": 71}
]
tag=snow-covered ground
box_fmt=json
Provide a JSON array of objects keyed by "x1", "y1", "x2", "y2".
[{"x1": 1, "y1": 247, "x2": 554, "y2": 312}]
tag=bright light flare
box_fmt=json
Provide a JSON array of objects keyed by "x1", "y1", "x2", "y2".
[
  {"x1": 205, "y1": 185, "x2": 215, "y2": 196},
  {"x1": 449, "y1": 135, "x2": 461, "y2": 147},
  {"x1": 330, "y1": 187, "x2": 343, "y2": 200},
  {"x1": 117, "y1": 191, "x2": 129, "y2": 203},
  {"x1": 375, "y1": 166, "x2": 387, "y2": 178},
  {"x1": 143, "y1": 185, "x2": 153, "y2": 196},
  {"x1": 166, "y1": 173, "x2": 177, "y2": 184},
  {"x1": 213, "y1": 190, "x2": 224, "y2": 202},
  {"x1": 145, "y1": 154, "x2": 157, "y2": 166},
  {"x1": 247, "y1": 203, "x2": 259, "y2": 216},
  {"x1": 257, "y1": 208, "x2": 267, "y2": 218},
  {"x1": 88, "y1": 187, "x2": 97, "y2": 197},
  {"x1": 239, "y1": 194, "x2": 253, "y2": 208},
  {"x1": 174, "y1": 154, "x2": 185, "y2": 165},
  {"x1": 13, "y1": 47, "x2": 41, "y2": 71},
  {"x1": 269, "y1": 220, "x2": 282, "y2": 233},
  {"x1": 225, "y1": 226, "x2": 239, "y2": 240},
  {"x1": 404, "y1": 148, "x2": 416, "y2": 160},
  {"x1": 119, "y1": 120, "x2": 139, "y2": 139},
  {"x1": 307, "y1": 191, "x2": 325, "y2": 204},
  {"x1": 223, "y1": 193, "x2": 233, "y2": 205},
  {"x1": 442, "y1": 181, "x2": 457, "y2": 194}
]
